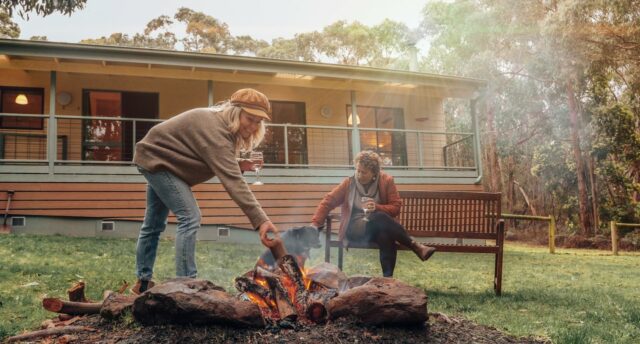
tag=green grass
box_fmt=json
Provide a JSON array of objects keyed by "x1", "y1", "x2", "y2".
[{"x1": 1, "y1": 234, "x2": 638, "y2": 343}]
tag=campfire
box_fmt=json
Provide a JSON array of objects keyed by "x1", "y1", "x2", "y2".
[
  {"x1": 237, "y1": 244, "x2": 339, "y2": 324},
  {"x1": 29, "y1": 236, "x2": 428, "y2": 342}
]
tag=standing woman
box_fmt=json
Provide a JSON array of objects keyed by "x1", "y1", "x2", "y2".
[
  {"x1": 132, "y1": 88, "x2": 278, "y2": 293},
  {"x1": 311, "y1": 151, "x2": 436, "y2": 277}
]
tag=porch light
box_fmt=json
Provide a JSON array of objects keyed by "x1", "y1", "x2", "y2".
[
  {"x1": 15, "y1": 94, "x2": 29, "y2": 105},
  {"x1": 347, "y1": 113, "x2": 360, "y2": 125}
]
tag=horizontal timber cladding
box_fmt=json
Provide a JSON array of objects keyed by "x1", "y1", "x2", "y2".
[{"x1": 0, "y1": 182, "x2": 482, "y2": 229}]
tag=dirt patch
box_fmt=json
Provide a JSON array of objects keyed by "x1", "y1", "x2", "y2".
[{"x1": 14, "y1": 313, "x2": 549, "y2": 343}]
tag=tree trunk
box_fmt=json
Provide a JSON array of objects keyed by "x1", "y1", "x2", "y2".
[
  {"x1": 587, "y1": 155, "x2": 599, "y2": 230},
  {"x1": 566, "y1": 82, "x2": 593, "y2": 236},
  {"x1": 485, "y1": 100, "x2": 502, "y2": 193}
]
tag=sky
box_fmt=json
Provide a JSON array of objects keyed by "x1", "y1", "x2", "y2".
[{"x1": 13, "y1": 0, "x2": 427, "y2": 44}]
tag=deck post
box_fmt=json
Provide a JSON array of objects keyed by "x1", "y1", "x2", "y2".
[
  {"x1": 207, "y1": 80, "x2": 214, "y2": 107},
  {"x1": 48, "y1": 71, "x2": 57, "y2": 174},
  {"x1": 350, "y1": 91, "x2": 360, "y2": 159}
]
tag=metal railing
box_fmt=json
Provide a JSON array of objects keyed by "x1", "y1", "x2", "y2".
[{"x1": 1, "y1": 112, "x2": 479, "y2": 172}]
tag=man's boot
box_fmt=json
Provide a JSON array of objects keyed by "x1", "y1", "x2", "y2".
[
  {"x1": 131, "y1": 279, "x2": 155, "y2": 295},
  {"x1": 410, "y1": 241, "x2": 436, "y2": 261}
]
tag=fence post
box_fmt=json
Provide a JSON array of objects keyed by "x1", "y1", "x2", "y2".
[
  {"x1": 549, "y1": 215, "x2": 556, "y2": 254},
  {"x1": 610, "y1": 221, "x2": 618, "y2": 256}
]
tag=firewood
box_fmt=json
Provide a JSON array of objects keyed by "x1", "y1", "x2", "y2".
[
  {"x1": 305, "y1": 262, "x2": 347, "y2": 290},
  {"x1": 42, "y1": 298, "x2": 101, "y2": 315},
  {"x1": 260, "y1": 273, "x2": 298, "y2": 321},
  {"x1": 58, "y1": 314, "x2": 74, "y2": 321},
  {"x1": 234, "y1": 276, "x2": 273, "y2": 307},
  {"x1": 254, "y1": 267, "x2": 297, "y2": 320},
  {"x1": 264, "y1": 237, "x2": 287, "y2": 261},
  {"x1": 277, "y1": 255, "x2": 308, "y2": 305},
  {"x1": 100, "y1": 293, "x2": 137, "y2": 320},
  {"x1": 117, "y1": 280, "x2": 129, "y2": 294},
  {"x1": 132, "y1": 278, "x2": 264, "y2": 327},
  {"x1": 305, "y1": 288, "x2": 338, "y2": 323},
  {"x1": 58, "y1": 334, "x2": 79, "y2": 344},
  {"x1": 67, "y1": 281, "x2": 88, "y2": 303},
  {"x1": 6, "y1": 326, "x2": 96, "y2": 343},
  {"x1": 327, "y1": 277, "x2": 427, "y2": 326}
]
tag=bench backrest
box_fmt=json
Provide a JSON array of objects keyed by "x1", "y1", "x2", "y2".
[{"x1": 398, "y1": 191, "x2": 502, "y2": 239}]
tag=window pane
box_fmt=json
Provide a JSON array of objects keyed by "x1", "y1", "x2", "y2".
[
  {"x1": 83, "y1": 91, "x2": 123, "y2": 161},
  {"x1": 259, "y1": 101, "x2": 307, "y2": 165},
  {"x1": 0, "y1": 88, "x2": 44, "y2": 129}
]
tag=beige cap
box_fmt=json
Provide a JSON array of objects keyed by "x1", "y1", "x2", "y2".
[{"x1": 230, "y1": 88, "x2": 272, "y2": 120}]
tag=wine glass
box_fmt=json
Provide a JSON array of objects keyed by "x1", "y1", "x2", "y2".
[
  {"x1": 361, "y1": 197, "x2": 374, "y2": 222},
  {"x1": 250, "y1": 151, "x2": 264, "y2": 185}
]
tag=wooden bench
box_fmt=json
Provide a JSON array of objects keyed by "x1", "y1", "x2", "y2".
[{"x1": 323, "y1": 191, "x2": 505, "y2": 295}]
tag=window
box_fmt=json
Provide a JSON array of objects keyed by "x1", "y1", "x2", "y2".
[
  {"x1": 82, "y1": 90, "x2": 158, "y2": 161},
  {"x1": 0, "y1": 87, "x2": 44, "y2": 129},
  {"x1": 347, "y1": 105, "x2": 407, "y2": 166},
  {"x1": 259, "y1": 101, "x2": 308, "y2": 165}
]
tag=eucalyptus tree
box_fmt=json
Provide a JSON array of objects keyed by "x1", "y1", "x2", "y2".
[{"x1": 174, "y1": 7, "x2": 231, "y2": 53}]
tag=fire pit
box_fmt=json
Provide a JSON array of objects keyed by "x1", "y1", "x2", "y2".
[{"x1": 235, "y1": 236, "x2": 428, "y2": 327}]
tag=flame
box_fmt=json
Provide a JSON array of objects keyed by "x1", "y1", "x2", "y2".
[{"x1": 246, "y1": 292, "x2": 269, "y2": 309}]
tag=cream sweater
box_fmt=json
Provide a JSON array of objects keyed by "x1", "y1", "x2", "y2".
[{"x1": 134, "y1": 107, "x2": 269, "y2": 229}]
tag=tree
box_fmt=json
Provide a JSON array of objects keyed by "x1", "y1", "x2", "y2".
[
  {"x1": 1, "y1": 0, "x2": 87, "y2": 18},
  {"x1": 0, "y1": 10, "x2": 20, "y2": 38},
  {"x1": 320, "y1": 20, "x2": 375, "y2": 65},
  {"x1": 174, "y1": 7, "x2": 231, "y2": 53}
]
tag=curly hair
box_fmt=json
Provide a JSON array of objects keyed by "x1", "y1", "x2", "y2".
[{"x1": 354, "y1": 150, "x2": 382, "y2": 175}]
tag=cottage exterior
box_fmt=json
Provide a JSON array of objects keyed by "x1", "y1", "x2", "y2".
[{"x1": 0, "y1": 39, "x2": 485, "y2": 241}]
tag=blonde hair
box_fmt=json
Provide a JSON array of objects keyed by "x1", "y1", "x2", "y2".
[
  {"x1": 213, "y1": 100, "x2": 266, "y2": 154},
  {"x1": 354, "y1": 150, "x2": 382, "y2": 175}
]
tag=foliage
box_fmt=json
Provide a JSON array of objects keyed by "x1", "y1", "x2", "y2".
[
  {"x1": 1, "y1": 0, "x2": 86, "y2": 19},
  {"x1": 1, "y1": 235, "x2": 639, "y2": 343},
  {"x1": 0, "y1": 10, "x2": 19, "y2": 38}
]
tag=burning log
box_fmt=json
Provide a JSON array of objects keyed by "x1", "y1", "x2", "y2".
[
  {"x1": 132, "y1": 278, "x2": 264, "y2": 327},
  {"x1": 326, "y1": 277, "x2": 428, "y2": 326},
  {"x1": 235, "y1": 276, "x2": 273, "y2": 303},
  {"x1": 255, "y1": 267, "x2": 298, "y2": 321},
  {"x1": 264, "y1": 236, "x2": 287, "y2": 261},
  {"x1": 305, "y1": 288, "x2": 338, "y2": 323},
  {"x1": 277, "y1": 254, "x2": 309, "y2": 305},
  {"x1": 42, "y1": 298, "x2": 102, "y2": 315}
]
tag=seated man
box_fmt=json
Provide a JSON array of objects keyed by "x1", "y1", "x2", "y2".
[{"x1": 310, "y1": 151, "x2": 435, "y2": 277}]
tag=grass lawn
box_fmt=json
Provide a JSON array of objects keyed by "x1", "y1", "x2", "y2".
[{"x1": 1, "y1": 234, "x2": 638, "y2": 343}]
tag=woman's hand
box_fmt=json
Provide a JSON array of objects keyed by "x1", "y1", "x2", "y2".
[
  {"x1": 364, "y1": 200, "x2": 376, "y2": 212},
  {"x1": 238, "y1": 159, "x2": 258, "y2": 172},
  {"x1": 258, "y1": 220, "x2": 280, "y2": 247}
]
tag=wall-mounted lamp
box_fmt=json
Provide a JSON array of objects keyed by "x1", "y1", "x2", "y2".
[
  {"x1": 14, "y1": 94, "x2": 29, "y2": 105},
  {"x1": 347, "y1": 113, "x2": 360, "y2": 125}
]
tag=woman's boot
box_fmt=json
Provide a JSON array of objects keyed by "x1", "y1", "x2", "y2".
[{"x1": 410, "y1": 241, "x2": 436, "y2": 261}]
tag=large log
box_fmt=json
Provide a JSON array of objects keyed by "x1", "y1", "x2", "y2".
[
  {"x1": 100, "y1": 293, "x2": 137, "y2": 320},
  {"x1": 326, "y1": 277, "x2": 427, "y2": 326},
  {"x1": 42, "y1": 298, "x2": 101, "y2": 315},
  {"x1": 132, "y1": 278, "x2": 264, "y2": 327}
]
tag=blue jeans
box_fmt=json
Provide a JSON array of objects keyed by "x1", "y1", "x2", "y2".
[{"x1": 136, "y1": 167, "x2": 201, "y2": 280}]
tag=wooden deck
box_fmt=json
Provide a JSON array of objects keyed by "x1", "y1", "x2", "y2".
[{"x1": 0, "y1": 182, "x2": 482, "y2": 229}]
